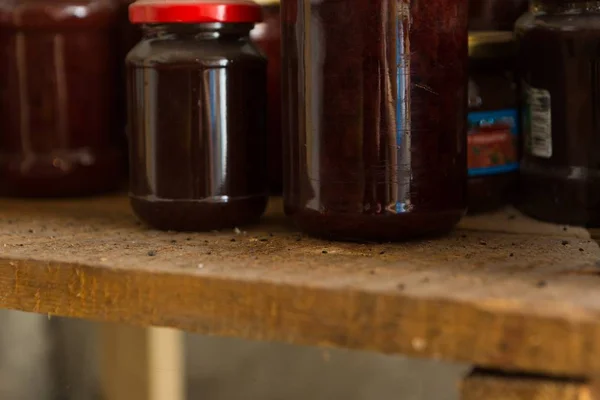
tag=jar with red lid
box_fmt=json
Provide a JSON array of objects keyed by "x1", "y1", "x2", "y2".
[
  {"x1": 127, "y1": 0, "x2": 268, "y2": 231},
  {"x1": 282, "y1": 0, "x2": 469, "y2": 241},
  {"x1": 250, "y1": 0, "x2": 281, "y2": 194},
  {"x1": 0, "y1": 0, "x2": 124, "y2": 197},
  {"x1": 516, "y1": 0, "x2": 600, "y2": 226},
  {"x1": 468, "y1": 0, "x2": 529, "y2": 31}
]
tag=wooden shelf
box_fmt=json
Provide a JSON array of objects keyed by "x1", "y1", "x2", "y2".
[{"x1": 0, "y1": 195, "x2": 598, "y2": 378}]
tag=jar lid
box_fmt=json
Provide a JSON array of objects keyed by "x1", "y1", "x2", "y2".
[
  {"x1": 252, "y1": 0, "x2": 279, "y2": 5},
  {"x1": 469, "y1": 31, "x2": 516, "y2": 59},
  {"x1": 129, "y1": 0, "x2": 263, "y2": 24}
]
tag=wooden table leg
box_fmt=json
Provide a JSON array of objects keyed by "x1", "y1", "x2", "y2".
[
  {"x1": 461, "y1": 369, "x2": 594, "y2": 400},
  {"x1": 99, "y1": 323, "x2": 185, "y2": 400}
]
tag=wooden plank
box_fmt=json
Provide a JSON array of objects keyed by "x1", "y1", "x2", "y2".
[
  {"x1": 461, "y1": 370, "x2": 594, "y2": 400},
  {"x1": 0, "y1": 196, "x2": 599, "y2": 377},
  {"x1": 99, "y1": 323, "x2": 185, "y2": 400}
]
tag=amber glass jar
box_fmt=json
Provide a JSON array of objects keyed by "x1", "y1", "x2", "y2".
[
  {"x1": 0, "y1": 0, "x2": 123, "y2": 197},
  {"x1": 251, "y1": 0, "x2": 282, "y2": 194},
  {"x1": 282, "y1": 0, "x2": 469, "y2": 241},
  {"x1": 516, "y1": 0, "x2": 600, "y2": 226},
  {"x1": 468, "y1": 32, "x2": 519, "y2": 213},
  {"x1": 127, "y1": 0, "x2": 268, "y2": 231},
  {"x1": 469, "y1": 0, "x2": 529, "y2": 31}
]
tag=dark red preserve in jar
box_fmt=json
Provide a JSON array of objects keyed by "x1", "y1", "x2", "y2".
[
  {"x1": 282, "y1": 0, "x2": 469, "y2": 241},
  {"x1": 250, "y1": 0, "x2": 281, "y2": 194},
  {"x1": 127, "y1": 0, "x2": 268, "y2": 231},
  {"x1": 0, "y1": 0, "x2": 123, "y2": 197},
  {"x1": 516, "y1": 0, "x2": 600, "y2": 226},
  {"x1": 467, "y1": 32, "x2": 519, "y2": 213},
  {"x1": 468, "y1": 0, "x2": 529, "y2": 31}
]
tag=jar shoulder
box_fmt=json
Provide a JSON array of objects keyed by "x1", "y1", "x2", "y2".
[
  {"x1": 126, "y1": 38, "x2": 266, "y2": 67},
  {"x1": 516, "y1": 11, "x2": 600, "y2": 33}
]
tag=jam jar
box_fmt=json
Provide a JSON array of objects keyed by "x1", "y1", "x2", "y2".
[
  {"x1": 469, "y1": 0, "x2": 529, "y2": 31},
  {"x1": 251, "y1": 0, "x2": 282, "y2": 194},
  {"x1": 282, "y1": 0, "x2": 469, "y2": 241},
  {"x1": 516, "y1": 0, "x2": 600, "y2": 226},
  {"x1": 127, "y1": 0, "x2": 268, "y2": 231},
  {"x1": 0, "y1": 0, "x2": 123, "y2": 197},
  {"x1": 467, "y1": 32, "x2": 519, "y2": 213}
]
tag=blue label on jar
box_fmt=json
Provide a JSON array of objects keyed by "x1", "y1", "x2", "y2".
[{"x1": 467, "y1": 109, "x2": 519, "y2": 177}]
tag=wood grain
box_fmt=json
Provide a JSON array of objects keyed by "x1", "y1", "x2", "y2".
[
  {"x1": 0, "y1": 196, "x2": 599, "y2": 377},
  {"x1": 461, "y1": 370, "x2": 594, "y2": 400}
]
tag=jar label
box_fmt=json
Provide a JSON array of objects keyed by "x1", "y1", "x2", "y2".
[
  {"x1": 468, "y1": 109, "x2": 519, "y2": 177},
  {"x1": 523, "y1": 85, "x2": 552, "y2": 158}
]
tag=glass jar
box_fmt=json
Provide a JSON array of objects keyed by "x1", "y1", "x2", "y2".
[
  {"x1": 468, "y1": 0, "x2": 529, "y2": 31},
  {"x1": 282, "y1": 0, "x2": 469, "y2": 241},
  {"x1": 0, "y1": 0, "x2": 123, "y2": 197},
  {"x1": 251, "y1": 0, "x2": 282, "y2": 194},
  {"x1": 468, "y1": 32, "x2": 519, "y2": 213},
  {"x1": 127, "y1": 0, "x2": 268, "y2": 231},
  {"x1": 516, "y1": 0, "x2": 600, "y2": 226}
]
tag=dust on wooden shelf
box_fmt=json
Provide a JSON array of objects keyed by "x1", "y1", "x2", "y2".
[{"x1": 0, "y1": 195, "x2": 598, "y2": 378}]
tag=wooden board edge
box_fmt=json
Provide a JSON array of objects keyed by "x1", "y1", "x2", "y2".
[{"x1": 0, "y1": 257, "x2": 599, "y2": 378}]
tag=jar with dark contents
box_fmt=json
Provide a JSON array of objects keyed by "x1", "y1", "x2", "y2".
[
  {"x1": 0, "y1": 0, "x2": 124, "y2": 197},
  {"x1": 516, "y1": 0, "x2": 600, "y2": 226},
  {"x1": 467, "y1": 32, "x2": 519, "y2": 213},
  {"x1": 468, "y1": 0, "x2": 529, "y2": 31},
  {"x1": 282, "y1": 0, "x2": 469, "y2": 241},
  {"x1": 127, "y1": 0, "x2": 268, "y2": 231},
  {"x1": 250, "y1": 0, "x2": 282, "y2": 194}
]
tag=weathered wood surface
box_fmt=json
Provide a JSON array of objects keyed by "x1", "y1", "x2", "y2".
[
  {"x1": 461, "y1": 370, "x2": 594, "y2": 400},
  {"x1": 0, "y1": 196, "x2": 599, "y2": 377}
]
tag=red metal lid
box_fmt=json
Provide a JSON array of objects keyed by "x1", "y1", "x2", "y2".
[{"x1": 129, "y1": 0, "x2": 262, "y2": 24}]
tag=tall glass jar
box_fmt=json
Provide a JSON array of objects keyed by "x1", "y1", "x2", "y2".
[
  {"x1": 282, "y1": 0, "x2": 469, "y2": 241},
  {"x1": 469, "y1": 0, "x2": 529, "y2": 31},
  {"x1": 0, "y1": 0, "x2": 123, "y2": 197},
  {"x1": 516, "y1": 0, "x2": 600, "y2": 226},
  {"x1": 251, "y1": 0, "x2": 282, "y2": 194}
]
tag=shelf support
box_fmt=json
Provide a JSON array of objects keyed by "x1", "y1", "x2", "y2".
[{"x1": 99, "y1": 324, "x2": 185, "y2": 400}]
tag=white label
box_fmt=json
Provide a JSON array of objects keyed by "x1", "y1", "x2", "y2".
[{"x1": 526, "y1": 86, "x2": 552, "y2": 158}]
